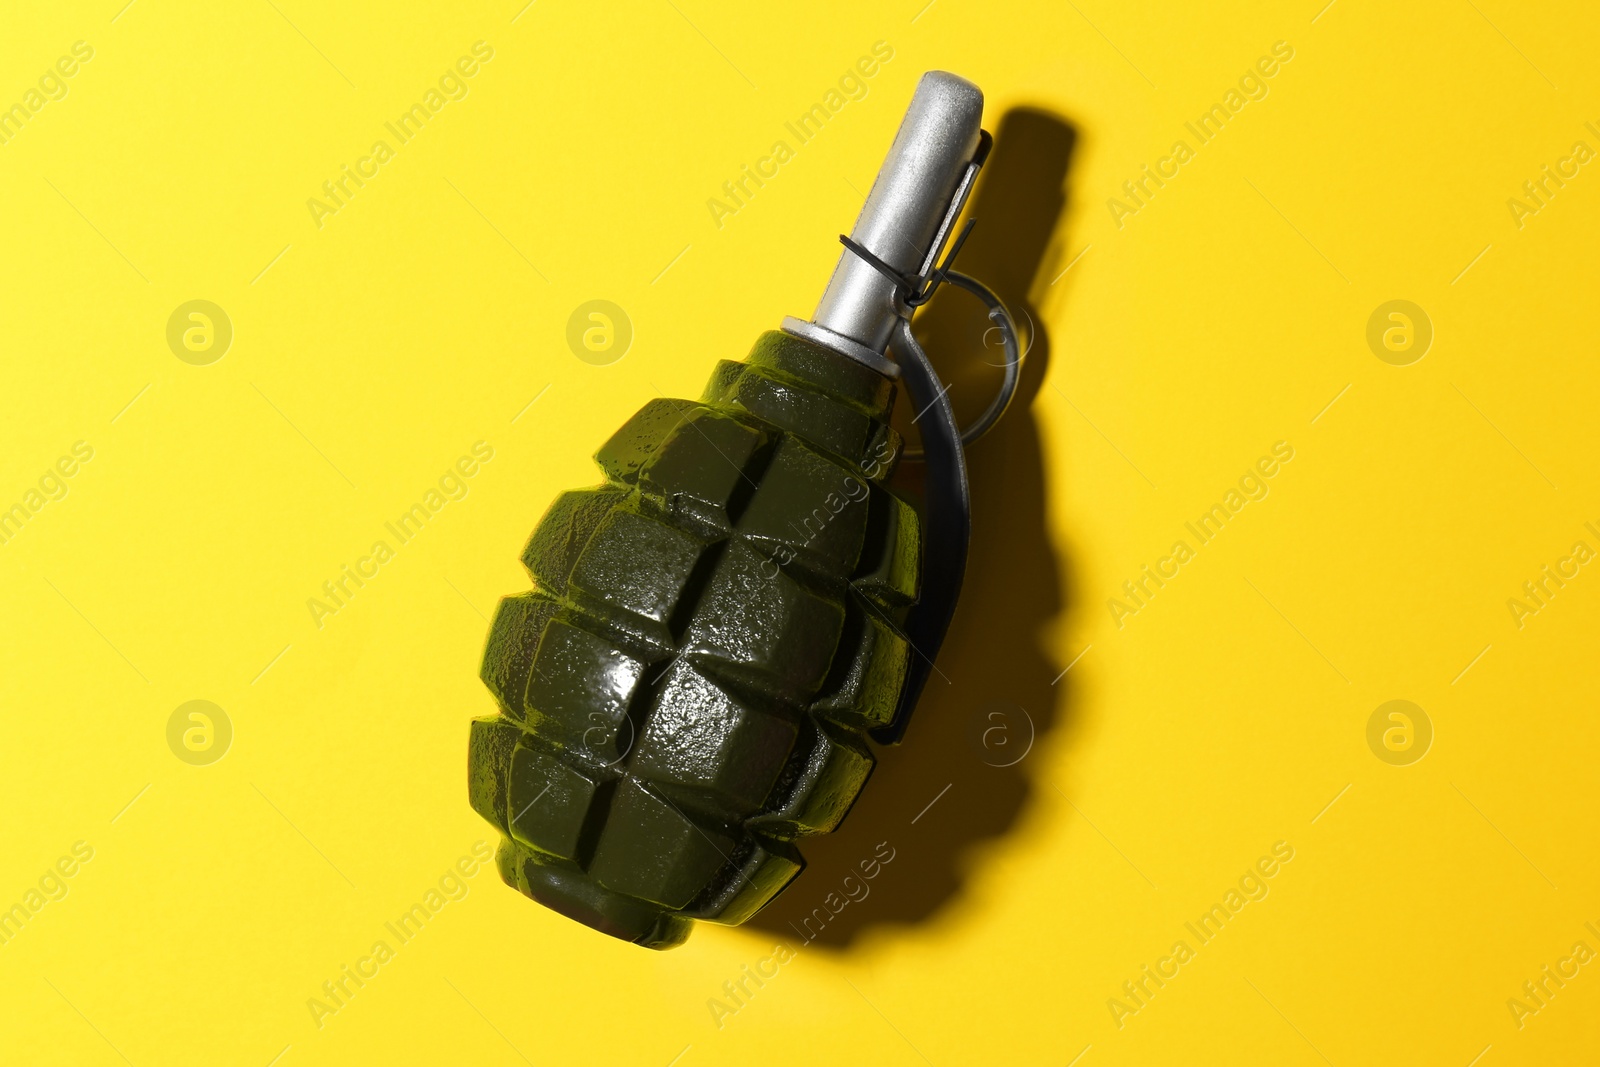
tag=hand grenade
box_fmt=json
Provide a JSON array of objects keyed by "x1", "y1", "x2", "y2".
[{"x1": 468, "y1": 71, "x2": 1020, "y2": 948}]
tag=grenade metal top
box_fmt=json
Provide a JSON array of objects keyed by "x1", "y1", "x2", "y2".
[{"x1": 786, "y1": 71, "x2": 985, "y2": 369}]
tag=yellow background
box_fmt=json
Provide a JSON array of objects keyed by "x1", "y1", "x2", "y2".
[{"x1": 3, "y1": 0, "x2": 1598, "y2": 1063}]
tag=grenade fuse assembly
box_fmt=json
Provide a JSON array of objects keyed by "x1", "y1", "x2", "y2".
[{"x1": 469, "y1": 72, "x2": 1021, "y2": 948}]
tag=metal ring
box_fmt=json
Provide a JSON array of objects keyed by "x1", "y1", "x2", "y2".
[{"x1": 897, "y1": 270, "x2": 1023, "y2": 461}]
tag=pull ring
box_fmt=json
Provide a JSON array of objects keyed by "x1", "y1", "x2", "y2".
[{"x1": 896, "y1": 269, "x2": 1023, "y2": 461}]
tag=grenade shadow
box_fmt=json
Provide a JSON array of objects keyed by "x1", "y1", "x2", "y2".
[{"x1": 748, "y1": 108, "x2": 1081, "y2": 950}]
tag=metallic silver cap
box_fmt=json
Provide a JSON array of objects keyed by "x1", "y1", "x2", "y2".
[{"x1": 800, "y1": 71, "x2": 985, "y2": 359}]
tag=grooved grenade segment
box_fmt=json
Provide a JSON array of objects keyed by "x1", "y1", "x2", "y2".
[
  {"x1": 470, "y1": 331, "x2": 922, "y2": 947},
  {"x1": 468, "y1": 70, "x2": 992, "y2": 948}
]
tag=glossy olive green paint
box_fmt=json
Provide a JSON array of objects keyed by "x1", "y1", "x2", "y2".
[{"x1": 469, "y1": 330, "x2": 922, "y2": 948}]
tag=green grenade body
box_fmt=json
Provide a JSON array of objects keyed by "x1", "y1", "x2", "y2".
[{"x1": 469, "y1": 329, "x2": 923, "y2": 947}]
